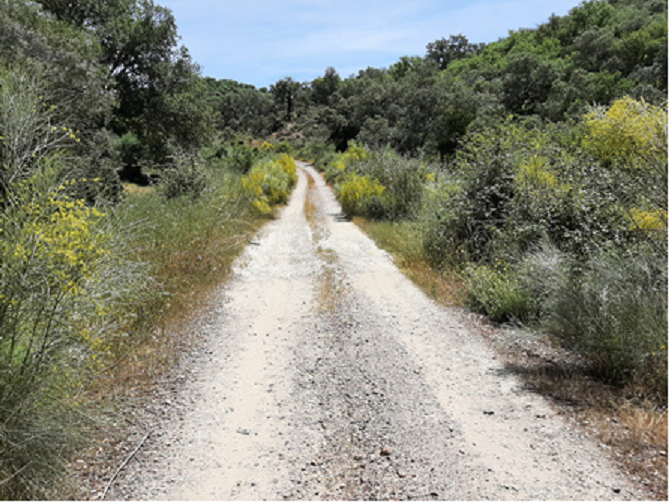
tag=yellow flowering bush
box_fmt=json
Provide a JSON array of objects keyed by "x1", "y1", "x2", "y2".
[
  {"x1": 584, "y1": 97, "x2": 667, "y2": 164},
  {"x1": 517, "y1": 156, "x2": 559, "y2": 189},
  {"x1": 336, "y1": 172, "x2": 386, "y2": 217},
  {"x1": 242, "y1": 171, "x2": 272, "y2": 215},
  {"x1": 343, "y1": 142, "x2": 368, "y2": 162},
  {"x1": 629, "y1": 208, "x2": 667, "y2": 231},
  {"x1": 583, "y1": 97, "x2": 667, "y2": 236},
  {"x1": 259, "y1": 141, "x2": 275, "y2": 153},
  {"x1": 0, "y1": 177, "x2": 114, "y2": 366},
  {"x1": 241, "y1": 154, "x2": 299, "y2": 215}
]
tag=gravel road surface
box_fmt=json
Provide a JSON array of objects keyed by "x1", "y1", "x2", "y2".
[{"x1": 115, "y1": 162, "x2": 640, "y2": 500}]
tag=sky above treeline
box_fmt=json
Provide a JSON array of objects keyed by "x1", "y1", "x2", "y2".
[{"x1": 157, "y1": 0, "x2": 584, "y2": 88}]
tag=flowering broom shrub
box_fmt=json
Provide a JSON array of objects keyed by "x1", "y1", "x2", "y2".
[
  {"x1": 0, "y1": 68, "x2": 149, "y2": 498},
  {"x1": 0, "y1": 172, "x2": 148, "y2": 497},
  {"x1": 335, "y1": 172, "x2": 386, "y2": 218},
  {"x1": 242, "y1": 153, "x2": 298, "y2": 215}
]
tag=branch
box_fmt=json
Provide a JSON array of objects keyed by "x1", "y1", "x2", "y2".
[{"x1": 101, "y1": 431, "x2": 152, "y2": 501}]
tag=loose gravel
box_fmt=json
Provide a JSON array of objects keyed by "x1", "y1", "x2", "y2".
[{"x1": 109, "y1": 162, "x2": 641, "y2": 500}]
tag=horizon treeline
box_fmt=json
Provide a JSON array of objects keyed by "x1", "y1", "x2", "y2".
[
  {"x1": 208, "y1": 0, "x2": 667, "y2": 156},
  {"x1": 3, "y1": 0, "x2": 665, "y2": 184}
]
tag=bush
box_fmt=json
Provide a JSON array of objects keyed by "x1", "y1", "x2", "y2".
[
  {"x1": 242, "y1": 154, "x2": 298, "y2": 215},
  {"x1": 322, "y1": 144, "x2": 432, "y2": 221},
  {"x1": 0, "y1": 67, "x2": 149, "y2": 498},
  {"x1": 419, "y1": 117, "x2": 643, "y2": 265},
  {"x1": 299, "y1": 141, "x2": 336, "y2": 166},
  {"x1": 222, "y1": 144, "x2": 257, "y2": 174},
  {"x1": 161, "y1": 156, "x2": 208, "y2": 200},
  {"x1": 352, "y1": 149, "x2": 429, "y2": 220},
  {"x1": 274, "y1": 141, "x2": 293, "y2": 154},
  {"x1": 418, "y1": 103, "x2": 667, "y2": 396},
  {"x1": 335, "y1": 172, "x2": 387, "y2": 218},
  {"x1": 465, "y1": 263, "x2": 535, "y2": 323},
  {"x1": 520, "y1": 243, "x2": 667, "y2": 394},
  {"x1": 0, "y1": 171, "x2": 147, "y2": 498},
  {"x1": 419, "y1": 172, "x2": 466, "y2": 268}
]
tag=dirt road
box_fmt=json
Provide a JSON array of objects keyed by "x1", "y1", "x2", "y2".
[{"x1": 118, "y1": 162, "x2": 640, "y2": 500}]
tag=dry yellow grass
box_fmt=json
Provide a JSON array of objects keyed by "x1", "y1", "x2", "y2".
[{"x1": 123, "y1": 183, "x2": 155, "y2": 195}]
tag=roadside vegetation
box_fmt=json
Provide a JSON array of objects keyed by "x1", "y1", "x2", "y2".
[
  {"x1": 308, "y1": 98, "x2": 667, "y2": 497},
  {"x1": 309, "y1": 100, "x2": 667, "y2": 399},
  {"x1": 293, "y1": 1, "x2": 667, "y2": 492},
  {"x1": 0, "y1": 67, "x2": 295, "y2": 499}
]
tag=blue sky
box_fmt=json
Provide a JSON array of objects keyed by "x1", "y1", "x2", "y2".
[{"x1": 158, "y1": 0, "x2": 584, "y2": 88}]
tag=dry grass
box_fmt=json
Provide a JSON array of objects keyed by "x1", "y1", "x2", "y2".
[
  {"x1": 122, "y1": 183, "x2": 155, "y2": 195},
  {"x1": 354, "y1": 216, "x2": 668, "y2": 500},
  {"x1": 104, "y1": 224, "x2": 264, "y2": 397},
  {"x1": 304, "y1": 170, "x2": 344, "y2": 314},
  {"x1": 353, "y1": 217, "x2": 465, "y2": 306}
]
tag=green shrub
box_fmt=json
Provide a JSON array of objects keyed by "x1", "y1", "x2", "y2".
[
  {"x1": 161, "y1": 158, "x2": 208, "y2": 200},
  {"x1": 353, "y1": 149, "x2": 429, "y2": 220},
  {"x1": 323, "y1": 145, "x2": 431, "y2": 221},
  {"x1": 520, "y1": 242, "x2": 667, "y2": 394},
  {"x1": 274, "y1": 141, "x2": 293, "y2": 154},
  {"x1": 0, "y1": 68, "x2": 150, "y2": 498},
  {"x1": 299, "y1": 141, "x2": 336, "y2": 166},
  {"x1": 465, "y1": 263, "x2": 535, "y2": 323},
  {"x1": 323, "y1": 157, "x2": 347, "y2": 184},
  {"x1": 68, "y1": 134, "x2": 125, "y2": 206},
  {"x1": 419, "y1": 173, "x2": 466, "y2": 268},
  {"x1": 222, "y1": 144, "x2": 257, "y2": 174},
  {"x1": 419, "y1": 117, "x2": 643, "y2": 266},
  {"x1": 115, "y1": 132, "x2": 143, "y2": 173},
  {"x1": 335, "y1": 172, "x2": 387, "y2": 218}
]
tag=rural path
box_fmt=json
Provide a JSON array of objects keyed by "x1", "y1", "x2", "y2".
[{"x1": 118, "y1": 162, "x2": 639, "y2": 500}]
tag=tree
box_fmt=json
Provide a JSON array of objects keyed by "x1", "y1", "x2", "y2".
[
  {"x1": 35, "y1": 0, "x2": 214, "y2": 181},
  {"x1": 270, "y1": 77, "x2": 301, "y2": 121},
  {"x1": 311, "y1": 67, "x2": 341, "y2": 106},
  {"x1": 426, "y1": 34, "x2": 484, "y2": 70},
  {"x1": 0, "y1": 0, "x2": 114, "y2": 130},
  {"x1": 502, "y1": 53, "x2": 565, "y2": 115}
]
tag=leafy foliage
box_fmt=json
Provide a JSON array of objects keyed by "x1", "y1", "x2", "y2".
[
  {"x1": 415, "y1": 98, "x2": 667, "y2": 395},
  {"x1": 0, "y1": 72, "x2": 148, "y2": 497},
  {"x1": 266, "y1": 0, "x2": 667, "y2": 159}
]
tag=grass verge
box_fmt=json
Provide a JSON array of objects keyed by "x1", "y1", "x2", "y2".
[
  {"x1": 65, "y1": 173, "x2": 270, "y2": 499},
  {"x1": 352, "y1": 217, "x2": 465, "y2": 306},
  {"x1": 353, "y1": 216, "x2": 667, "y2": 500}
]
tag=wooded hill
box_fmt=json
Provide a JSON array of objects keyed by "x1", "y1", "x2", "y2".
[{"x1": 210, "y1": 0, "x2": 667, "y2": 156}]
